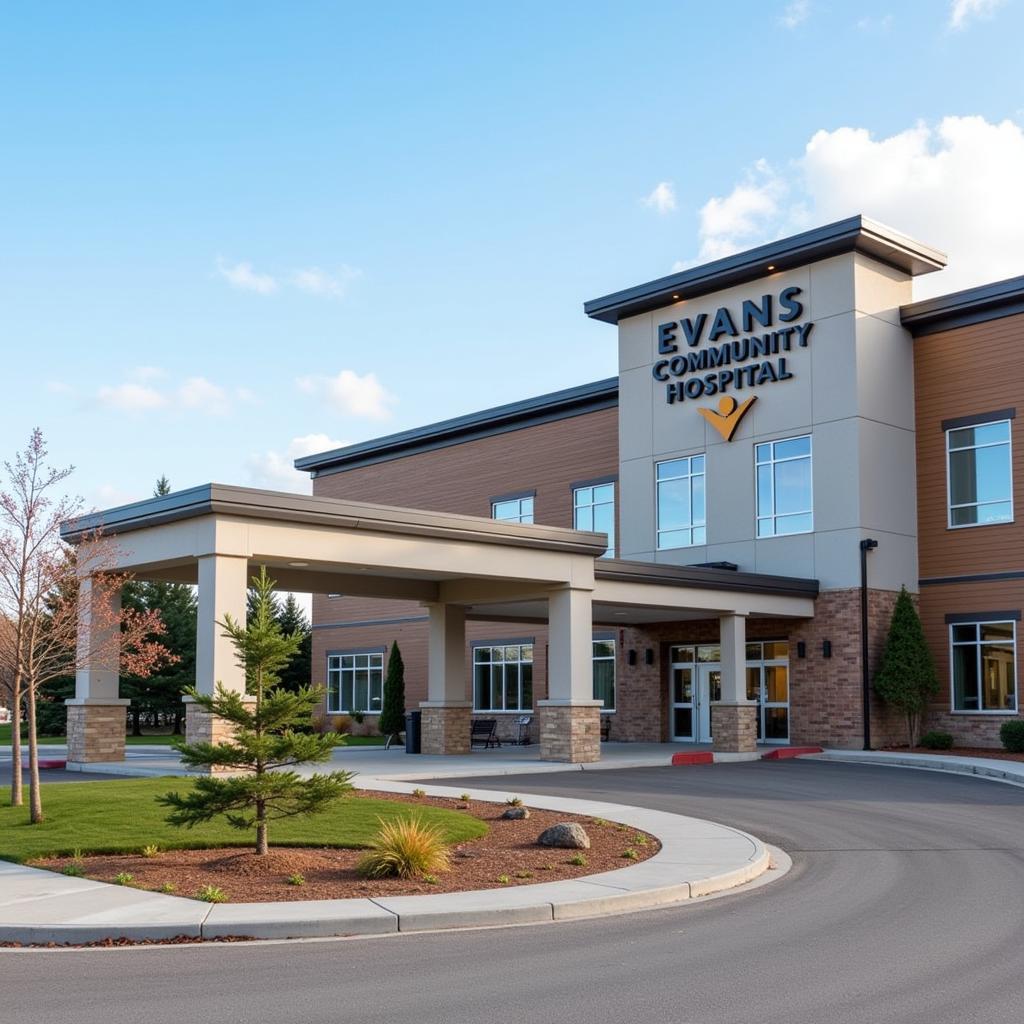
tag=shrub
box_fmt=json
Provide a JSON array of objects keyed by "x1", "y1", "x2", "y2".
[
  {"x1": 141, "y1": 844, "x2": 160, "y2": 858},
  {"x1": 196, "y1": 885, "x2": 228, "y2": 903},
  {"x1": 287, "y1": 872, "x2": 305, "y2": 886},
  {"x1": 567, "y1": 853, "x2": 587, "y2": 867},
  {"x1": 459, "y1": 793, "x2": 472, "y2": 803},
  {"x1": 158, "y1": 882, "x2": 177, "y2": 894},
  {"x1": 357, "y1": 816, "x2": 450, "y2": 879},
  {"x1": 422, "y1": 873, "x2": 438, "y2": 885},
  {"x1": 633, "y1": 834, "x2": 649, "y2": 846},
  {"x1": 505, "y1": 796, "x2": 523, "y2": 807},
  {"x1": 496, "y1": 874, "x2": 511, "y2": 885},
  {"x1": 62, "y1": 863, "x2": 84, "y2": 877},
  {"x1": 1000, "y1": 720, "x2": 1024, "y2": 753},
  {"x1": 310, "y1": 711, "x2": 328, "y2": 734},
  {"x1": 411, "y1": 788, "x2": 426, "y2": 798},
  {"x1": 591, "y1": 817, "x2": 608, "y2": 827},
  {"x1": 621, "y1": 848, "x2": 638, "y2": 860},
  {"x1": 919, "y1": 731, "x2": 954, "y2": 750},
  {"x1": 351, "y1": 710, "x2": 365, "y2": 725},
  {"x1": 332, "y1": 715, "x2": 353, "y2": 736},
  {"x1": 514, "y1": 870, "x2": 533, "y2": 879},
  {"x1": 114, "y1": 872, "x2": 134, "y2": 886}
]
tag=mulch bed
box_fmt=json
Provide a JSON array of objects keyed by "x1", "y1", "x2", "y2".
[
  {"x1": 30, "y1": 791, "x2": 659, "y2": 903},
  {"x1": 882, "y1": 745, "x2": 1024, "y2": 762}
]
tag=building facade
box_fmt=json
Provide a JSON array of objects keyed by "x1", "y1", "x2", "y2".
[{"x1": 301, "y1": 217, "x2": 1022, "y2": 750}]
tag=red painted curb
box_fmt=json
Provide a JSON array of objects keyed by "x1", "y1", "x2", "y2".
[
  {"x1": 761, "y1": 746, "x2": 823, "y2": 760},
  {"x1": 21, "y1": 759, "x2": 67, "y2": 770},
  {"x1": 670, "y1": 751, "x2": 715, "y2": 766}
]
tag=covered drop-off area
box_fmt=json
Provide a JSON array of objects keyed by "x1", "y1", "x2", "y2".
[{"x1": 61, "y1": 485, "x2": 817, "y2": 767}]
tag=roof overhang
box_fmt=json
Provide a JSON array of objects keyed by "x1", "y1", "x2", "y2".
[
  {"x1": 584, "y1": 215, "x2": 947, "y2": 325},
  {"x1": 901, "y1": 273, "x2": 1024, "y2": 336}
]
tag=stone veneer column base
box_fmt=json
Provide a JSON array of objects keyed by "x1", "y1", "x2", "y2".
[
  {"x1": 712, "y1": 703, "x2": 758, "y2": 754},
  {"x1": 538, "y1": 701, "x2": 602, "y2": 763},
  {"x1": 185, "y1": 698, "x2": 256, "y2": 771},
  {"x1": 65, "y1": 700, "x2": 129, "y2": 764},
  {"x1": 420, "y1": 702, "x2": 472, "y2": 755}
]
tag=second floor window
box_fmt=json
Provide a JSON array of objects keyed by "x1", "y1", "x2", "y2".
[
  {"x1": 947, "y1": 420, "x2": 1013, "y2": 527},
  {"x1": 756, "y1": 435, "x2": 812, "y2": 537},
  {"x1": 656, "y1": 455, "x2": 706, "y2": 549},
  {"x1": 492, "y1": 495, "x2": 534, "y2": 524},
  {"x1": 574, "y1": 482, "x2": 615, "y2": 557}
]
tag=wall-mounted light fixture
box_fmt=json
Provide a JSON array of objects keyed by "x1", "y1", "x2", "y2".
[
  {"x1": 797, "y1": 641, "x2": 806, "y2": 659},
  {"x1": 627, "y1": 649, "x2": 637, "y2": 667},
  {"x1": 645, "y1": 648, "x2": 654, "y2": 666},
  {"x1": 822, "y1": 640, "x2": 833, "y2": 658}
]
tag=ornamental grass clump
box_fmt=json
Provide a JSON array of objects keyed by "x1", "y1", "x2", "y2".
[{"x1": 356, "y1": 815, "x2": 450, "y2": 879}]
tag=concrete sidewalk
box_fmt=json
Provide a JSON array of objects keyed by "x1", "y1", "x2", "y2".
[
  {"x1": 805, "y1": 748, "x2": 1024, "y2": 786},
  {"x1": 0, "y1": 780, "x2": 775, "y2": 944}
]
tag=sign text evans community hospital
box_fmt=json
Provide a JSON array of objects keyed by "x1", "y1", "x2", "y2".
[{"x1": 652, "y1": 286, "x2": 814, "y2": 404}]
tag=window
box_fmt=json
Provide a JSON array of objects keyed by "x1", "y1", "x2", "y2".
[
  {"x1": 951, "y1": 620, "x2": 1017, "y2": 712},
  {"x1": 574, "y1": 483, "x2": 615, "y2": 557},
  {"x1": 656, "y1": 455, "x2": 706, "y2": 549},
  {"x1": 473, "y1": 644, "x2": 533, "y2": 711},
  {"x1": 492, "y1": 495, "x2": 534, "y2": 524},
  {"x1": 745, "y1": 640, "x2": 790, "y2": 741},
  {"x1": 327, "y1": 651, "x2": 384, "y2": 714},
  {"x1": 755, "y1": 435, "x2": 812, "y2": 537},
  {"x1": 947, "y1": 420, "x2": 1013, "y2": 527},
  {"x1": 593, "y1": 638, "x2": 616, "y2": 710}
]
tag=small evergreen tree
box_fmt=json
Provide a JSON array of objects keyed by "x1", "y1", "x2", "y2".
[
  {"x1": 275, "y1": 594, "x2": 312, "y2": 693},
  {"x1": 378, "y1": 642, "x2": 406, "y2": 749},
  {"x1": 159, "y1": 567, "x2": 353, "y2": 855},
  {"x1": 874, "y1": 586, "x2": 938, "y2": 749}
]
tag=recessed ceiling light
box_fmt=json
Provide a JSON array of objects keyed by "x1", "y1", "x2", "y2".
[
  {"x1": 672, "y1": 294, "x2": 680, "y2": 300},
  {"x1": 767, "y1": 264, "x2": 776, "y2": 271},
  {"x1": 288, "y1": 561, "x2": 309, "y2": 567}
]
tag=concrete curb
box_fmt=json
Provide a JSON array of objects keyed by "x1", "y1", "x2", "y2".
[
  {"x1": 0, "y1": 781, "x2": 774, "y2": 945},
  {"x1": 803, "y1": 749, "x2": 1024, "y2": 788}
]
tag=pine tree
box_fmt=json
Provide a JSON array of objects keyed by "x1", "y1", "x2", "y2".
[
  {"x1": 873, "y1": 586, "x2": 938, "y2": 749},
  {"x1": 159, "y1": 566, "x2": 353, "y2": 855},
  {"x1": 275, "y1": 594, "x2": 312, "y2": 693},
  {"x1": 378, "y1": 642, "x2": 406, "y2": 749}
]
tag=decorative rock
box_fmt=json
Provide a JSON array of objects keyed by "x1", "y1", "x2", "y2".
[
  {"x1": 502, "y1": 807, "x2": 530, "y2": 820},
  {"x1": 536, "y1": 822, "x2": 590, "y2": 849}
]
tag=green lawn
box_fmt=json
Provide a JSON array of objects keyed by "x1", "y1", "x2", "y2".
[
  {"x1": 0, "y1": 778, "x2": 487, "y2": 863},
  {"x1": 0, "y1": 725, "x2": 387, "y2": 746}
]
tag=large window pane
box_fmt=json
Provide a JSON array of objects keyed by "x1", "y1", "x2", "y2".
[
  {"x1": 947, "y1": 420, "x2": 1013, "y2": 528},
  {"x1": 764, "y1": 665, "x2": 789, "y2": 703},
  {"x1": 574, "y1": 483, "x2": 615, "y2": 557},
  {"x1": 657, "y1": 457, "x2": 706, "y2": 549},
  {"x1": 774, "y1": 459, "x2": 812, "y2": 515},
  {"x1": 473, "y1": 644, "x2": 534, "y2": 711},
  {"x1": 756, "y1": 435, "x2": 813, "y2": 537}
]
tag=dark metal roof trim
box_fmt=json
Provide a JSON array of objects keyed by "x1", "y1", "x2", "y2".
[
  {"x1": 61, "y1": 483, "x2": 609, "y2": 557},
  {"x1": 595, "y1": 558, "x2": 819, "y2": 599},
  {"x1": 295, "y1": 378, "x2": 619, "y2": 476},
  {"x1": 941, "y1": 408, "x2": 1016, "y2": 433},
  {"x1": 901, "y1": 274, "x2": 1024, "y2": 336},
  {"x1": 583, "y1": 216, "x2": 946, "y2": 325}
]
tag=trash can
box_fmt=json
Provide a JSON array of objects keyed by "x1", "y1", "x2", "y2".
[{"x1": 405, "y1": 710, "x2": 422, "y2": 754}]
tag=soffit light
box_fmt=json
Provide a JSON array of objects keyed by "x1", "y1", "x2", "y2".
[{"x1": 288, "y1": 561, "x2": 309, "y2": 567}]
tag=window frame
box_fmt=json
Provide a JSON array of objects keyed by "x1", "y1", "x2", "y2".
[
  {"x1": 573, "y1": 479, "x2": 616, "y2": 558},
  {"x1": 948, "y1": 618, "x2": 1018, "y2": 715},
  {"x1": 491, "y1": 492, "x2": 535, "y2": 524},
  {"x1": 592, "y1": 635, "x2": 616, "y2": 712},
  {"x1": 945, "y1": 418, "x2": 1014, "y2": 530},
  {"x1": 754, "y1": 434, "x2": 813, "y2": 539},
  {"x1": 472, "y1": 640, "x2": 534, "y2": 713},
  {"x1": 655, "y1": 454, "x2": 707, "y2": 550},
  {"x1": 326, "y1": 648, "x2": 386, "y2": 715}
]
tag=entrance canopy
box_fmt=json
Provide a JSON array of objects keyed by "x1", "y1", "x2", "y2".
[{"x1": 61, "y1": 484, "x2": 817, "y2": 764}]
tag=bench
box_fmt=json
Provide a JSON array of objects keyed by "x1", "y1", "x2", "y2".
[{"x1": 471, "y1": 718, "x2": 501, "y2": 749}]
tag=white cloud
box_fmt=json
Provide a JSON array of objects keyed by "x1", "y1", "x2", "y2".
[
  {"x1": 948, "y1": 0, "x2": 1005, "y2": 30},
  {"x1": 216, "y1": 258, "x2": 278, "y2": 294},
  {"x1": 684, "y1": 115, "x2": 1024, "y2": 297},
  {"x1": 779, "y1": 1, "x2": 810, "y2": 29},
  {"x1": 297, "y1": 370, "x2": 396, "y2": 420},
  {"x1": 178, "y1": 377, "x2": 230, "y2": 415},
  {"x1": 291, "y1": 264, "x2": 362, "y2": 299},
  {"x1": 246, "y1": 433, "x2": 349, "y2": 493},
  {"x1": 97, "y1": 382, "x2": 168, "y2": 412},
  {"x1": 129, "y1": 366, "x2": 165, "y2": 382},
  {"x1": 642, "y1": 181, "x2": 677, "y2": 215}
]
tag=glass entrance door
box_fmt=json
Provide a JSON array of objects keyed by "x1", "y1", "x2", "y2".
[
  {"x1": 696, "y1": 664, "x2": 721, "y2": 742},
  {"x1": 670, "y1": 664, "x2": 696, "y2": 741},
  {"x1": 670, "y1": 650, "x2": 720, "y2": 742}
]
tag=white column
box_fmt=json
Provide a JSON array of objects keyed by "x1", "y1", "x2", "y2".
[
  {"x1": 195, "y1": 554, "x2": 249, "y2": 697},
  {"x1": 73, "y1": 576, "x2": 123, "y2": 702},
  {"x1": 719, "y1": 613, "x2": 750, "y2": 704},
  {"x1": 424, "y1": 603, "x2": 468, "y2": 705},
  {"x1": 545, "y1": 587, "x2": 595, "y2": 703}
]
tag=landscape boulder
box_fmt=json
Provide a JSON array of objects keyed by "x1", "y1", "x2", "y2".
[
  {"x1": 536, "y1": 822, "x2": 590, "y2": 849},
  {"x1": 502, "y1": 806, "x2": 530, "y2": 820}
]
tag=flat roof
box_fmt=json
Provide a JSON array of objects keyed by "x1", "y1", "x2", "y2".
[
  {"x1": 901, "y1": 273, "x2": 1024, "y2": 336},
  {"x1": 295, "y1": 377, "x2": 618, "y2": 477},
  {"x1": 583, "y1": 215, "x2": 947, "y2": 325},
  {"x1": 595, "y1": 558, "x2": 819, "y2": 599},
  {"x1": 62, "y1": 483, "x2": 609, "y2": 557}
]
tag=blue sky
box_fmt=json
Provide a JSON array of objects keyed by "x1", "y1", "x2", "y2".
[{"x1": 2, "y1": 0, "x2": 1023, "y2": 507}]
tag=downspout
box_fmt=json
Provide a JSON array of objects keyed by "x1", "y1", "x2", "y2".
[{"x1": 860, "y1": 538, "x2": 878, "y2": 750}]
